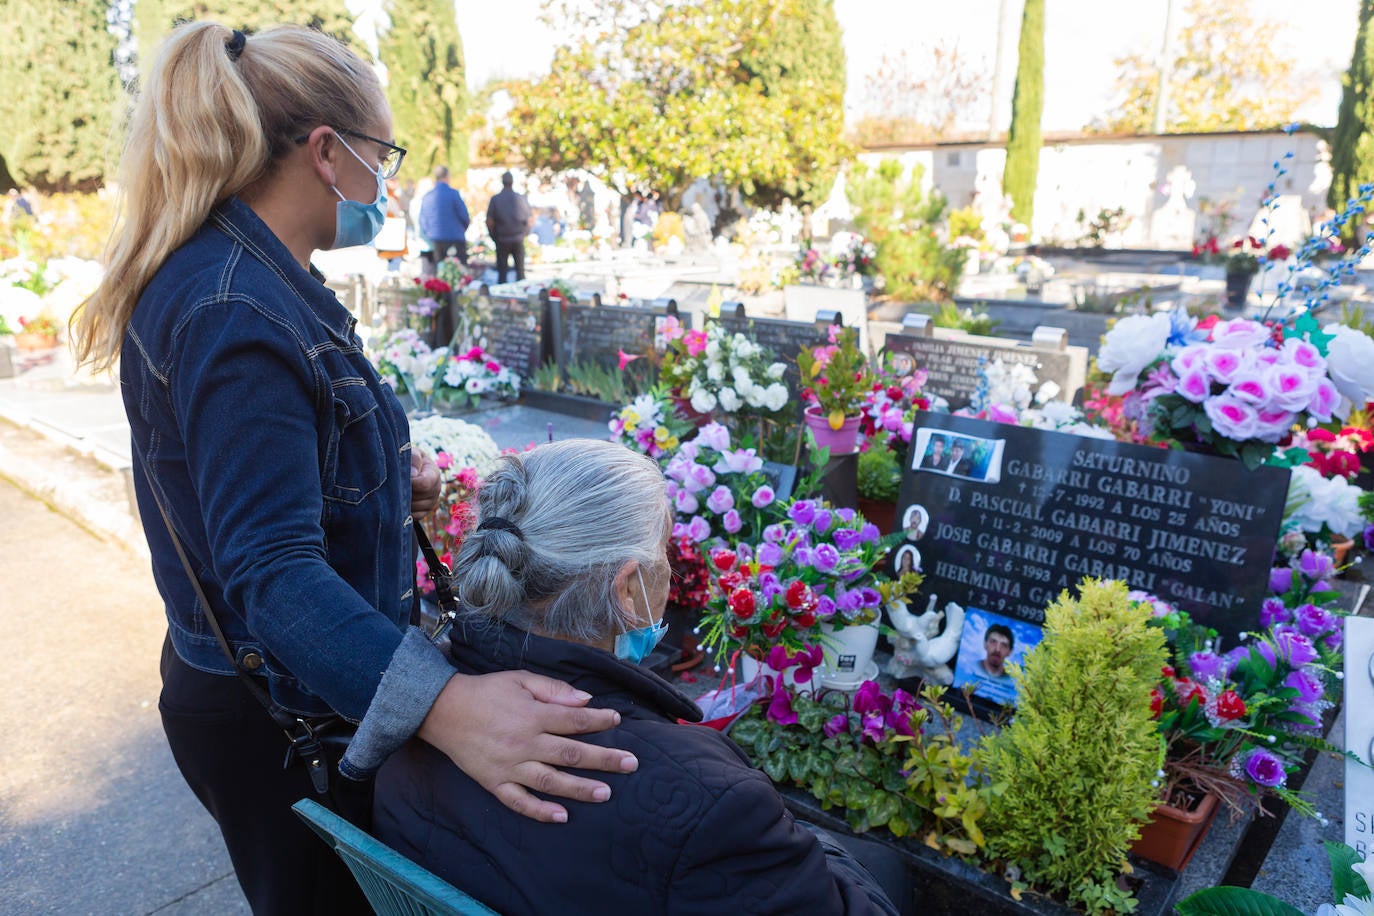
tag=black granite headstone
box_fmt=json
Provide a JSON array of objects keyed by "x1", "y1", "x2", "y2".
[
  {"x1": 559, "y1": 303, "x2": 682, "y2": 371},
  {"x1": 474, "y1": 290, "x2": 544, "y2": 377},
  {"x1": 895, "y1": 412, "x2": 1290, "y2": 641},
  {"x1": 715, "y1": 312, "x2": 831, "y2": 392},
  {"x1": 883, "y1": 333, "x2": 1078, "y2": 410}
]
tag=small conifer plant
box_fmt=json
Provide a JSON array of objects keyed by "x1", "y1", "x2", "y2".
[{"x1": 981, "y1": 579, "x2": 1167, "y2": 914}]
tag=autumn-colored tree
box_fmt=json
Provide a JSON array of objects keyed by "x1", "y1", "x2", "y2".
[
  {"x1": 378, "y1": 0, "x2": 468, "y2": 179},
  {"x1": 850, "y1": 42, "x2": 991, "y2": 146},
  {"x1": 1330, "y1": 0, "x2": 1374, "y2": 238},
  {"x1": 1002, "y1": 0, "x2": 1043, "y2": 227},
  {"x1": 134, "y1": 0, "x2": 359, "y2": 71},
  {"x1": 0, "y1": 0, "x2": 122, "y2": 192},
  {"x1": 493, "y1": 0, "x2": 849, "y2": 209},
  {"x1": 1093, "y1": 0, "x2": 1315, "y2": 134}
]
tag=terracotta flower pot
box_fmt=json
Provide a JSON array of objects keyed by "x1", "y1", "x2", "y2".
[
  {"x1": 1130, "y1": 790, "x2": 1220, "y2": 871},
  {"x1": 13, "y1": 331, "x2": 58, "y2": 351},
  {"x1": 856, "y1": 497, "x2": 897, "y2": 536}
]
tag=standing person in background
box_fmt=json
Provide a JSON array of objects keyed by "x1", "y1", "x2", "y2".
[
  {"x1": 72, "y1": 21, "x2": 636, "y2": 914},
  {"x1": 487, "y1": 170, "x2": 531, "y2": 284},
  {"x1": 418, "y1": 165, "x2": 469, "y2": 274}
]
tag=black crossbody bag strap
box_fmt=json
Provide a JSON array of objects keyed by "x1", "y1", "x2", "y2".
[
  {"x1": 143, "y1": 481, "x2": 336, "y2": 794},
  {"x1": 413, "y1": 518, "x2": 459, "y2": 637}
]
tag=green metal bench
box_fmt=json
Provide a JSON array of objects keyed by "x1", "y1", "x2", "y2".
[{"x1": 292, "y1": 798, "x2": 498, "y2": 916}]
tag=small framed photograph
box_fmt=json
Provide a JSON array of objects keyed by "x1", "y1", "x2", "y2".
[{"x1": 951, "y1": 608, "x2": 1044, "y2": 706}]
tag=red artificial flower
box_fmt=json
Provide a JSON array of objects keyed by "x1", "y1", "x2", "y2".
[
  {"x1": 727, "y1": 588, "x2": 756, "y2": 619},
  {"x1": 761, "y1": 613, "x2": 787, "y2": 639},
  {"x1": 1161, "y1": 664, "x2": 1176, "y2": 678},
  {"x1": 718, "y1": 570, "x2": 746, "y2": 591},
  {"x1": 1174, "y1": 678, "x2": 1207, "y2": 708},
  {"x1": 1214, "y1": 689, "x2": 1246, "y2": 721},
  {"x1": 1268, "y1": 244, "x2": 1292, "y2": 261},
  {"x1": 1307, "y1": 428, "x2": 1338, "y2": 444},
  {"x1": 729, "y1": 624, "x2": 748, "y2": 640},
  {"x1": 1150, "y1": 687, "x2": 1164, "y2": 719},
  {"x1": 710, "y1": 548, "x2": 737, "y2": 572},
  {"x1": 784, "y1": 580, "x2": 815, "y2": 610},
  {"x1": 792, "y1": 610, "x2": 817, "y2": 629}
]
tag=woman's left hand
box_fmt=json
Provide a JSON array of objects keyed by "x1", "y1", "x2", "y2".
[{"x1": 410, "y1": 449, "x2": 441, "y2": 515}]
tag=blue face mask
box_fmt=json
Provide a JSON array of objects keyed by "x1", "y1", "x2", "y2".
[
  {"x1": 330, "y1": 134, "x2": 387, "y2": 249},
  {"x1": 614, "y1": 568, "x2": 667, "y2": 665}
]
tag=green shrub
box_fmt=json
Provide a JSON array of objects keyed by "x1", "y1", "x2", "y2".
[
  {"x1": 848, "y1": 158, "x2": 966, "y2": 302},
  {"x1": 981, "y1": 578, "x2": 1166, "y2": 914},
  {"x1": 856, "y1": 446, "x2": 901, "y2": 502}
]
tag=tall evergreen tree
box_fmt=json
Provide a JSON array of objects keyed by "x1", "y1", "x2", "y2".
[
  {"x1": 378, "y1": 0, "x2": 468, "y2": 178},
  {"x1": 0, "y1": 0, "x2": 121, "y2": 192},
  {"x1": 1330, "y1": 0, "x2": 1374, "y2": 240},
  {"x1": 135, "y1": 1, "x2": 359, "y2": 73},
  {"x1": 1002, "y1": 0, "x2": 1044, "y2": 228}
]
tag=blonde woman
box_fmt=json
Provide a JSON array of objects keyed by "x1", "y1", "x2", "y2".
[{"x1": 76, "y1": 22, "x2": 632, "y2": 914}]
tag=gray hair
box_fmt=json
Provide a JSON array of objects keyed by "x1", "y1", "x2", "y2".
[{"x1": 453, "y1": 439, "x2": 670, "y2": 641}]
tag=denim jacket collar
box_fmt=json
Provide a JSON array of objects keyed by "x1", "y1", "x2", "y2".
[{"x1": 209, "y1": 197, "x2": 355, "y2": 342}]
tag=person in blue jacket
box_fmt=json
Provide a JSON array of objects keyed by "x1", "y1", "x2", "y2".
[
  {"x1": 73, "y1": 22, "x2": 634, "y2": 915},
  {"x1": 418, "y1": 164, "x2": 470, "y2": 272},
  {"x1": 374, "y1": 439, "x2": 900, "y2": 915}
]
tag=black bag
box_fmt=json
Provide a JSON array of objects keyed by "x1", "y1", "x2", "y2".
[{"x1": 144, "y1": 462, "x2": 458, "y2": 828}]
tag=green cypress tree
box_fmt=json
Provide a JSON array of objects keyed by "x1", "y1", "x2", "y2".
[
  {"x1": 135, "y1": 1, "x2": 360, "y2": 73},
  {"x1": 0, "y1": 0, "x2": 121, "y2": 192},
  {"x1": 1330, "y1": 0, "x2": 1374, "y2": 239},
  {"x1": 1002, "y1": 0, "x2": 1044, "y2": 228},
  {"x1": 378, "y1": 0, "x2": 468, "y2": 178}
]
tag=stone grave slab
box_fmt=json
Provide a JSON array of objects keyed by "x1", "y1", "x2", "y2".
[{"x1": 882, "y1": 325, "x2": 1088, "y2": 409}]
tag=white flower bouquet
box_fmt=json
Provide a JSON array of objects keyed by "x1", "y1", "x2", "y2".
[{"x1": 659, "y1": 320, "x2": 790, "y2": 418}]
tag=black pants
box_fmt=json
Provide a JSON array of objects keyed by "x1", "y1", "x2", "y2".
[
  {"x1": 423, "y1": 239, "x2": 467, "y2": 275},
  {"x1": 495, "y1": 240, "x2": 525, "y2": 283},
  {"x1": 159, "y1": 636, "x2": 370, "y2": 915}
]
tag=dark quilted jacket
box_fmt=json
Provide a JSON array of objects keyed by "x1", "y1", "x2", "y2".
[{"x1": 372, "y1": 619, "x2": 895, "y2": 915}]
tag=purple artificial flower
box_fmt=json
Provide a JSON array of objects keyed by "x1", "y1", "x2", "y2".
[
  {"x1": 1259, "y1": 597, "x2": 1291, "y2": 628},
  {"x1": 685, "y1": 516, "x2": 711, "y2": 542},
  {"x1": 788, "y1": 500, "x2": 817, "y2": 525},
  {"x1": 1252, "y1": 640, "x2": 1278, "y2": 671},
  {"x1": 756, "y1": 542, "x2": 784, "y2": 566},
  {"x1": 812, "y1": 509, "x2": 834, "y2": 533},
  {"x1": 835, "y1": 588, "x2": 864, "y2": 615},
  {"x1": 722, "y1": 509, "x2": 743, "y2": 534},
  {"x1": 1309, "y1": 580, "x2": 1335, "y2": 594},
  {"x1": 1286, "y1": 702, "x2": 1324, "y2": 733},
  {"x1": 1364, "y1": 523, "x2": 1374, "y2": 552},
  {"x1": 815, "y1": 595, "x2": 836, "y2": 619},
  {"x1": 1243, "y1": 748, "x2": 1287, "y2": 788},
  {"x1": 1323, "y1": 627, "x2": 1343, "y2": 651},
  {"x1": 735, "y1": 542, "x2": 753, "y2": 563},
  {"x1": 1188, "y1": 651, "x2": 1227, "y2": 683},
  {"x1": 762, "y1": 523, "x2": 785, "y2": 543},
  {"x1": 833, "y1": 528, "x2": 862, "y2": 551},
  {"x1": 1283, "y1": 668, "x2": 1325, "y2": 704},
  {"x1": 673, "y1": 489, "x2": 700, "y2": 514},
  {"x1": 752, "y1": 486, "x2": 776, "y2": 509},
  {"x1": 858, "y1": 523, "x2": 881, "y2": 544},
  {"x1": 697, "y1": 422, "x2": 731, "y2": 451},
  {"x1": 811, "y1": 543, "x2": 840, "y2": 573},
  {"x1": 706, "y1": 485, "x2": 735, "y2": 514},
  {"x1": 823, "y1": 713, "x2": 850, "y2": 738},
  {"x1": 686, "y1": 462, "x2": 716, "y2": 493},
  {"x1": 859, "y1": 587, "x2": 883, "y2": 608},
  {"x1": 1275, "y1": 631, "x2": 1318, "y2": 666},
  {"x1": 714, "y1": 448, "x2": 764, "y2": 475},
  {"x1": 671, "y1": 521, "x2": 689, "y2": 539},
  {"x1": 766, "y1": 683, "x2": 798, "y2": 725},
  {"x1": 758, "y1": 572, "x2": 784, "y2": 603},
  {"x1": 1293, "y1": 603, "x2": 1335, "y2": 639},
  {"x1": 1269, "y1": 566, "x2": 1293, "y2": 595},
  {"x1": 1299, "y1": 549, "x2": 1335, "y2": 582},
  {"x1": 835, "y1": 508, "x2": 856, "y2": 523}
]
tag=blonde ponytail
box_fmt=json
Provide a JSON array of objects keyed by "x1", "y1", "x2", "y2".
[{"x1": 75, "y1": 22, "x2": 383, "y2": 371}]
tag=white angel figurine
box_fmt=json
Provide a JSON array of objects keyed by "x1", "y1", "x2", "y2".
[{"x1": 885, "y1": 593, "x2": 966, "y2": 685}]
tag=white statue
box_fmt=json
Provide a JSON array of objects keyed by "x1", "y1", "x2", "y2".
[{"x1": 886, "y1": 594, "x2": 966, "y2": 685}]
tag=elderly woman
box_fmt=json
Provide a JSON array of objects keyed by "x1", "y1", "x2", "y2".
[{"x1": 373, "y1": 439, "x2": 897, "y2": 915}]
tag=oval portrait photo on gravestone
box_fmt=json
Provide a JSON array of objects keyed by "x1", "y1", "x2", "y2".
[{"x1": 902, "y1": 504, "x2": 929, "y2": 541}]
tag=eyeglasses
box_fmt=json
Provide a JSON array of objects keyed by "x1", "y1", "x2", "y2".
[{"x1": 294, "y1": 127, "x2": 407, "y2": 180}]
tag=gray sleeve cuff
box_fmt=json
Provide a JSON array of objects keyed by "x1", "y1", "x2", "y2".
[{"x1": 339, "y1": 627, "x2": 455, "y2": 779}]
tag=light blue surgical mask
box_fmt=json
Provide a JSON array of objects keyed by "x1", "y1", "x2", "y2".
[
  {"x1": 614, "y1": 568, "x2": 667, "y2": 665},
  {"x1": 330, "y1": 133, "x2": 387, "y2": 249}
]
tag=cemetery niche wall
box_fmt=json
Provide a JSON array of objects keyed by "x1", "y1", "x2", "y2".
[{"x1": 895, "y1": 413, "x2": 1289, "y2": 645}]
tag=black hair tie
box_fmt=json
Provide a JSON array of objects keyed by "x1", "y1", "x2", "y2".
[
  {"x1": 478, "y1": 517, "x2": 525, "y2": 541},
  {"x1": 225, "y1": 29, "x2": 246, "y2": 62}
]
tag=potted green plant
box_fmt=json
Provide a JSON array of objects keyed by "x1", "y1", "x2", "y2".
[
  {"x1": 856, "y1": 446, "x2": 900, "y2": 533},
  {"x1": 980, "y1": 579, "x2": 1166, "y2": 914},
  {"x1": 797, "y1": 325, "x2": 872, "y2": 455}
]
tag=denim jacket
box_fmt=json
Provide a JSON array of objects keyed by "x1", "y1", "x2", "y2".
[{"x1": 123, "y1": 198, "x2": 454, "y2": 775}]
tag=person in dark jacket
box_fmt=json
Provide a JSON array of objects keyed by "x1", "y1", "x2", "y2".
[
  {"x1": 374, "y1": 439, "x2": 898, "y2": 915},
  {"x1": 418, "y1": 164, "x2": 470, "y2": 272},
  {"x1": 486, "y1": 170, "x2": 532, "y2": 283}
]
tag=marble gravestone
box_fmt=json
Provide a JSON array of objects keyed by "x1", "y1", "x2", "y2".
[
  {"x1": 1346, "y1": 615, "x2": 1374, "y2": 859},
  {"x1": 895, "y1": 412, "x2": 1290, "y2": 642}
]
